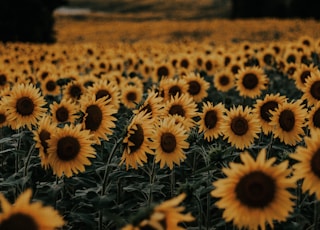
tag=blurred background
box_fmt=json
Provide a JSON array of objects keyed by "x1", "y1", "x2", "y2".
[{"x1": 0, "y1": 0, "x2": 319, "y2": 43}]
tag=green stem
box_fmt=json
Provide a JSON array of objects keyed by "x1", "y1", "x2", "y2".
[
  {"x1": 148, "y1": 157, "x2": 156, "y2": 207},
  {"x1": 101, "y1": 137, "x2": 123, "y2": 196},
  {"x1": 23, "y1": 143, "x2": 35, "y2": 177},
  {"x1": 170, "y1": 166, "x2": 175, "y2": 197}
]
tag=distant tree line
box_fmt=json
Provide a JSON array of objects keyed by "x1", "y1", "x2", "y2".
[
  {"x1": 231, "y1": 0, "x2": 320, "y2": 19},
  {"x1": 0, "y1": 0, "x2": 68, "y2": 44}
]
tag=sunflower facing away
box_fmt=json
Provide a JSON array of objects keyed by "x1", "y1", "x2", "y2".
[
  {"x1": 198, "y1": 101, "x2": 226, "y2": 142},
  {"x1": 211, "y1": 149, "x2": 295, "y2": 230},
  {"x1": 269, "y1": 100, "x2": 307, "y2": 146},
  {"x1": 80, "y1": 95, "x2": 117, "y2": 144},
  {"x1": 235, "y1": 66, "x2": 269, "y2": 98},
  {"x1": 50, "y1": 98, "x2": 79, "y2": 125},
  {"x1": 253, "y1": 93, "x2": 287, "y2": 135},
  {"x1": 154, "y1": 116, "x2": 189, "y2": 170},
  {"x1": 47, "y1": 124, "x2": 96, "y2": 178},
  {"x1": 291, "y1": 130, "x2": 320, "y2": 199},
  {"x1": 120, "y1": 111, "x2": 156, "y2": 170},
  {"x1": 221, "y1": 105, "x2": 260, "y2": 150},
  {"x1": 32, "y1": 115, "x2": 56, "y2": 169},
  {"x1": 121, "y1": 193, "x2": 194, "y2": 230},
  {"x1": 3, "y1": 83, "x2": 47, "y2": 130},
  {"x1": 0, "y1": 189, "x2": 65, "y2": 230}
]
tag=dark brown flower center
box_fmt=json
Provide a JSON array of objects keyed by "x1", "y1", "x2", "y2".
[
  {"x1": 231, "y1": 116, "x2": 248, "y2": 136},
  {"x1": 69, "y1": 85, "x2": 82, "y2": 100},
  {"x1": 95, "y1": 89, "x2": 111, "y2": 101},
  {"x1": 279, "y1": 109, "x2": 295, "y2": 132},
  {"x1": 242, "y1": 73, "x2": 258, "y2": 90},
  {"x1": 236, "y1": 171, "x2": 276, "y2": 208},
  {"x1": 161, "y1": 132, "x2": 177, "y2": 153},
  {"x1": 39, "y1": 129, "x2": 50, "y2": 155},
  {"x1": 128, "y1": 124, "x2": 144, "y2": 153},
  {"x1": 260, "y1": 101, "x2": 278, "y2": 122},
  {"x1": 180, "y1": 59, "x2": 189, "y2": 69},
  {"x1": 300, "y1": 70, "x2": 310, "y2": 84},
  {"x1": 126, "y1": 92, "x2": 137, "y2": 102},
  {"x1": 204, "y1": 110, "x2": 217, "y2": 129},
  {"x1": 0, "y1": 213, "x2": 38, "y2": 230},
  {"x1": 231, "y1": 65, "x2": 240, "y2": 74},
  {"x1": 168, "y1": 86, "x2": 182, "y2": 98},
  {"x1": 0, "y1": 74, "x2": 7, "y2": 86},
  {"x1": 157, "y1": 66, "x2": 169, "y2": 80},
  {"x1": 311, "y1": 149, "x2": 320, "y2": 178},
  {"x1": 0, "y1": 113, "x2": 6, "y2": 124},
  {"x1": 219, "y1": 75, "x2": 230, "y2": 86},
  {"x1": 263, "y1": 54, "x2": 273, "y2": 65},
  {"x1": 56, "y1": 106, "x2": 69, "y2": 123},
  {"x1": 310, "y1": 80, "x2": 320, "y2": 100},
  {"x1": 312, "y1": 108, "x2": 320, "y2": 128},
  {"x1": 168, "y1": 104, "x2": 185, "y2": 117},
  {"x1": 286, "y1": 54, "x2": 296, "y2": 63},
  {"x1": 205, "y1": 60, "x2": 213, "y2": 72},
  {"x1": 188, "y1": 80, "x2": 201, "y2": 95},
  {"x1": 46, "y1": 80, "x2": 57, "y2": 92},
  {"x1": 16, "y1": 96, "x2": 35, "y2": 116},
  {"x1": 85, "y1": 105, "x2": 103, "y2": 131},
  {"x1": 57, "y1": 136, "x2": 80, "y2": 161}
]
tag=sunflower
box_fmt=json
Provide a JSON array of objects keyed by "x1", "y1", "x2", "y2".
[
  {"x1": 121, "y1": 193, "x2": 194, "y2": 230},
  {"x1": 152, "y1": 63, "x2": 175, "y2": 82},
  {"x1": 253, "y1": 93, "x2": 287, "y2": 135},
  {"x1": 47, "y1": 124, "x2": 96, "y2": 178},
  {"x1": 120, "y1": 111, "x2": 156, "y2": 170},
  {"x1": 293, "y1": 63, "x2": 319, "y2": 91},
  {"x1": 0, "y1": 101, "x2": 8, "y2": 128},
  {"x1": 307, "y1": 102, "x2": 320, "y2": 133},
  {"x1": 221, "y1": 105, "x2": 260, "y2": 150},
  {"x1": 80, "y1": 95, "x2": 117, "y2": 144},
  {"x1": 0, "y1": 189, "x2": 64, "y2": 229},
  {"x1": 32, "y1": 115, "x2": 56, "y2": 169},
  {"x1": 150, "y1": 193, "x2": 194, "y2": 230},
  {"x1": 235, "y1": 66, "x2": 268, "y2": 98},
  {"x1": 154, "y1": 116, "x2": 189, "y2": 169},
  {"x1": 198, "y1": 102, "x2": 225, "y2": 142},
  {"x1": 159, "y1": 77, "x2": 188, "y2": 102},
  {"x1": 283, "y1": 62, "x2": 298, "y2": 79},
  {"x1": 203, "y1": 55, "x2": 222, "y2": 76},
  {"x1": 163, "y1": 93, "x2": 198, "y2": 130},
  {"x1": 133, "y1": 90, "x2": 165, "y2": 122},
  {"x1": 40, "y1": 74, "x2": 60, "y2": 97},
  {"x1": 301, "y1": 70, "x2": 320, "y2": 107},
  {"x1": 255, "y1": 47, "x2": 277, "y2": 69},
  {"x1": 213, "y1": 69, "x2": 235, "y2": 92},
  {"x1": 283, "y1": 47, "x2": 301, "y2": 64},
  {"x1": 50, "y1": 98, "x2": 79, "y2": 125},
  {"x1": 291, "y1": 130, "x2": 320, "y2": 199},
  {"x1": 3, "y1": 83, "x2": 47, "y2": 130},
  {"x1": 62, "y1": 80, "x2": 86, "y2": 103},
  {"x1": 211, "y1": 149, "x2": 295, "y2": 230},
  {"x1": 182, "y1": 72, "x2": 210, "y2": 103},
  {"x1": 121, "y1": 84, "x2": 143, "y2": 109},
  {"x1": 269, "y1": 100, "x2": 307, "y2": 146}
]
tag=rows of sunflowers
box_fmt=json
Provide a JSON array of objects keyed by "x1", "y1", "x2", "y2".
[{"x1": 1, "y1": 35, "x2": 320, "y2": 229}]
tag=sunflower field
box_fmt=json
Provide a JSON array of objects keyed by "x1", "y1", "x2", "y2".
[{"x1": 2, "y1": 29, "x2": 320, "y2": 230}]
